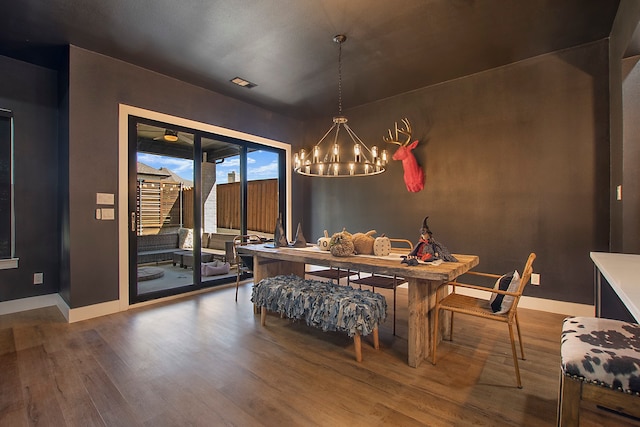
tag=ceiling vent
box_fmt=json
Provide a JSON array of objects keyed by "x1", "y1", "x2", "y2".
[{"x1": 230, "y1": 77, "x2": 257, "y2": 88}]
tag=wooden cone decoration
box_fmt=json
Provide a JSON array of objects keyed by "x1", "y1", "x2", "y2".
[
  {"x1": 274, "y1": 214, "x2": 288, "y2": 247},
  {"x1": 291, "y1": 223, "x2": 307, "y2": 247}
]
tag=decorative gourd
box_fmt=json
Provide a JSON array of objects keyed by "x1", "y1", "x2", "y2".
[
  {"x1": 317, "y1": 230, "x2": 331, "y2": 251},
  {"x1": 373, "y1": 234, "x2": 392, "y2": 256},
  {"x1": 352, "y1": 230, "x2": 377, "y2": 255},
  {"x1": 329, "y1": 228, "x2": 355, "y2": 257}
]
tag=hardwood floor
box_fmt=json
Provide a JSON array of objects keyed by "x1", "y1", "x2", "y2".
[{"x1": 1, "y1": 282, "x2": 638, "y2": 426}]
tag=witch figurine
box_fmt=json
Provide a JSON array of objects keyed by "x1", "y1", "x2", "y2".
[{"x1": 408, "y1": 216, "x2": 458, "y2": 262}]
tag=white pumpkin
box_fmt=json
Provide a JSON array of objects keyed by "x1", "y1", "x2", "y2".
[
  {"x1": 373, "y1": 234, "x2": 392, "y2": 256},
  {"x1": 317, "y1": 230, "x2": 331, "y2": 251}
]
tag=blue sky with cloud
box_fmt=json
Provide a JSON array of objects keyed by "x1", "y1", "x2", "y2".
[{"x1": 138, "y1": 150, "x2": 279, "y2": 183}]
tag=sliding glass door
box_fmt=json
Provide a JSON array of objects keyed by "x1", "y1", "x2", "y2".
[
  {"x1": 246, "y1": 148, "x2": 282, "y2": 240},
  {"x1": 128, "y1": 116, "x2": 285, "y2": 303},
  {"x1": 199, "y1": 136, "x2": 241, "y2": 285}
]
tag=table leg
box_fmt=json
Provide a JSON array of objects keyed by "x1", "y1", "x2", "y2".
[
  {"x1": 594, "y1": 265, "x2": 601, "y2": 318},
  {"x1": 436, "y1": 283, "x2": 451, "y2": 341},
  {"x1": 252, "y1": 256, "x2": 306, "y2": 314},
  {"x1": 407, "y1": 278, "x2": 446, "y2": 368},
  {"x1": 252, "y1": 256, "x2": 306, "y2": 283}
]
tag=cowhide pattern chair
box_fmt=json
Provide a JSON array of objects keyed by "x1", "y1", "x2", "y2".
[{"x1": 558, "y1": 316, "x2": 640, "y2": 425}]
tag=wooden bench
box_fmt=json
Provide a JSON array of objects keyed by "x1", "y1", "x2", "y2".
[{"x1": 252, "y1": 275, "x2": 387, "y2": 362}]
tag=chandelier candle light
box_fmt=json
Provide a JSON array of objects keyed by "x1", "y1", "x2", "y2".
[{"x1": 293, "y1": 35, "x2": 388, "y2": 177}]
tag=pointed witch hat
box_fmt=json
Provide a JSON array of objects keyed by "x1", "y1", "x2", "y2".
[{"x1": 421, "y1": 216, "x2": 433, "y2": 236}]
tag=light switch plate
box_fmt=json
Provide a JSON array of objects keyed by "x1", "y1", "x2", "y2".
[
  {"x1": 531, "y1": 273, "x2": 540, "y2": 285},
  {"x1": 101, "y1": 208, "x2": 115, "y2": 220},
  {"x1": 34, "y1": 272, "x2": 43, "y2": 284},
  {"x1": 96, "y1": 192, "x2": 115, "y2": 205}
]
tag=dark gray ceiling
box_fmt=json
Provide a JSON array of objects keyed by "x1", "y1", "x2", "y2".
[{"x1": 0, "y1": 0, "x2": 624, "y2": 119}]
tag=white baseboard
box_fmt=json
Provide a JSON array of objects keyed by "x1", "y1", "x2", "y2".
[
  {"x1": 0, "y1": 293, "x2": 68, "y2": 317},
  {"x1": 56, "y1": 296, "x2": 69, "y2": 321},
  {"x1": 0, "y1": 285, "x2": 230, "y2": 323},
  {"x1": 0, "y1": 284, "x2": 594, "y2": 323},
  {"x1": 66, "y1": 300, "x2": 121, "y2": 323},
  {"x1": 451, "y1": 286, "x2": 594, "y2": 317},
  {"x1": 0, "y1": 293, "x2": 121, "y2": 323},
  {"x1": 305, "y1": 271, "x2": 594, "y2": 317}
]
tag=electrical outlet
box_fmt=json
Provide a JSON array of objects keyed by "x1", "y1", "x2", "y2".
[
  {"x1": 531, "y1": 273, "x2": 540, "y2": 286},
  {"x1": 33, "y1": 272, "x2": 44, "y2": 285}
]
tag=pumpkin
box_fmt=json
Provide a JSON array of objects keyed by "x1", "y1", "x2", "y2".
[
  {"x1": 373, "y1": 234, "x2": 392, "y2": 256},
  {"x1": 317, "y1": 230, "x2": 331, "y2": 251},
  {"x1": 329, "y1": 228, "x2": 355, "y2": 257},
  {"x1": 352, "y1": 230, "x2": 377, "y2": 255}
]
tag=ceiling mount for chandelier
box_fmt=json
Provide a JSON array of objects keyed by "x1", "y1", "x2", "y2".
[{"x1": 293, "y1": 34, "x2": 387, "y2": 177}]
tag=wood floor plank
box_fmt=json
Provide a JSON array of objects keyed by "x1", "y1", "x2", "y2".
[
  {"x1": 62, "y1": 330, "x2": 141, "y2": 427},
  {"x1": 143, "y1": 373, "x2": 262, "y2": 426},
  {"x1": 45, "y1": 346, "x2": 106, "y2": 427},
  {"x1": 0, "y1": 328, "x2": 28, "y2": 427},
  {"x1": 0, "y1": 281, "x2": 638, "y2": 426},
  {"x1": 16, "y1": 344, "x2": 68, "y2": 426}
]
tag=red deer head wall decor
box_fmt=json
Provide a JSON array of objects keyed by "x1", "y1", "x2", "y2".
[{"x1": 383, "y1": 118, "x2": 424, "y2": 192}]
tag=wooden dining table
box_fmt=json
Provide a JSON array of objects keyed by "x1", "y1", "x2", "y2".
[{"x1": 238, "y1": 243, "x2": 479, "y2": 367}]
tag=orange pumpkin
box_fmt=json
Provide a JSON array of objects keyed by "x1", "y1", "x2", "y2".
[{"x1": 352, "y1": 230, "x2": 377, "y2": 255}]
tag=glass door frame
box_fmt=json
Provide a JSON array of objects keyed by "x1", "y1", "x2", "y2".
[
  {"x1": 129, "y1": 116, "x2": 203, "y2": 302},
  {"x1": 119, "y1": 104, "x2": 292, "y2": 307}
]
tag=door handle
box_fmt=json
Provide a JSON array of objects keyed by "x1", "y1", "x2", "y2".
[{"x1": 131, "y1": 212, "x2": 136, "y2": 232}]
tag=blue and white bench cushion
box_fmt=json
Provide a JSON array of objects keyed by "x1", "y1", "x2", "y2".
[
  {"x1": 561, "y1": 316, "x2": 640, "y2": 394},
  {"x1": 252, "y1": 274, "x2": 387, "y2": 337}
]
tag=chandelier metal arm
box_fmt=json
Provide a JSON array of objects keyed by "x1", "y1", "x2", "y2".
[{"x1": 315, "y1": 122, "x2": 338, "y2": 147}]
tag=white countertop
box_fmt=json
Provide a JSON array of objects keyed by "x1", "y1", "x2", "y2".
[{"x1": 590, "y1": 252, "x2": 640, "y2": 322}]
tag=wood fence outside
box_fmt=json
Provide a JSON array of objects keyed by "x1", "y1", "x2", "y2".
[
  {"x1": 182, "y1": 187, "x2": 194, "y2": 229},
  {"x1": 137, "y1": 180, "x2": 184, "y2": 235},
  {"x1": 217, "y1": 179, "x2": 278, "y2": 233},
  {"x1": 137, "y1": 178, "x2": 277, "y2": 235}
]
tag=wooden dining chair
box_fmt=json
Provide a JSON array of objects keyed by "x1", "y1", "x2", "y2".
[
  {"x1": 233, "y1": 234, "x2": 263, "y2": 301},
  {"x1": 350, "y1": 238, "x2": 414, "y2": 335},
  {"x1": 431, "y1": 252, "x2": 536, "y2": 388}
]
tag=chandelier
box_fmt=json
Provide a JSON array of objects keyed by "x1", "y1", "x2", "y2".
[{"x1": 293, "y1": 35, "x2": 388, "y2": 177}]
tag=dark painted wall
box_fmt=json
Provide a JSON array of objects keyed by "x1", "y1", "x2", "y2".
[
  {"x1": 65, "y1": 46, "x2": 303, "y2": 308},
  {"x1": 609, "y1": 0, "x2": 640, "y2": 253},
  {"x1": 622, "y1": 56, "x2": 640, "y2": 255},
  {"x1": 2, "y1": 28, "x2": 638, "y2": 310},
  {"x1": 297, "y1": 41, "x2": 611, "y2": 305},
  {"x1": 58, "y1": 47, "x2": 71, "y2": 304},
  {"x1": 0, "y1": 56, "x2": 60, "y2": 300}
]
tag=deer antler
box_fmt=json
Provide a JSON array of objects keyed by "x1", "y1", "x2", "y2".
[{"x1": 383, "y1": 118, "x2": 412, "y2": 146}]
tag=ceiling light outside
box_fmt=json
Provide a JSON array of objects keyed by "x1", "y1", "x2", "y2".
[
  {"x1": 293, "y1": 35, "x2": 387, "y2": 177},
  {"x1": 163, "y1": 129, "x2": 179, "y2": 142}
]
